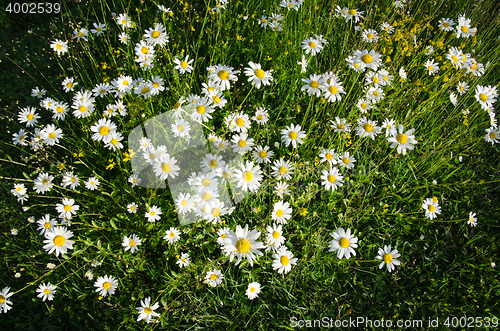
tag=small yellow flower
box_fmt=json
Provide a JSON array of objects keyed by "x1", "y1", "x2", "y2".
[
  {"x1": 57, "y1": 163, "x2": 65, "y2": 170},
  {"x1": 300, "y1": 209, "x2": 307, "y2": 216},
  {"x1": 432, "y1": 197, "x2": 438, "y2": 203}
]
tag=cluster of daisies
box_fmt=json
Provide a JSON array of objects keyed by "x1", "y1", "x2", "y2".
[
  {"x1": 422, "y1": 197, "x2": 479, "y2": 227},
  {"x1": 257, "y1": 13, "x2": 284, "y2": 31}
]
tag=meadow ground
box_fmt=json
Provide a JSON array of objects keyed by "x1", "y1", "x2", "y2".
[{"x1": 0, "y1": 0, "x2": 499, "y2": 330}]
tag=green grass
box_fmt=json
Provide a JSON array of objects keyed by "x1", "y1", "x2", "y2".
[{"x1": 1, "y1": 0, "x2": 500, "y2": 329}]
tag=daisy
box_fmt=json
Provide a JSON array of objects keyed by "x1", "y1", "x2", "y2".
[
  {"x1": 176, "y1": 252, "x2": 191, "y2": 268},
  {"x1": 422, "y1": 198, "x2": 441, "y2": 220},
  {"x1": 127, "y1": 202, "x2": 138, "y2": 213},
  {"x1": 346, "y1": 8, "x2": 364, "y2": 22},
  {"x1": 163, "y1": 227, "x2": 181, "y2": 244},
  {"x1": 272, "y1": 246, "x2": 298, "y2": 274},
  {"x1": 467, "y1": 59, "x2": 484, "y2": 76},
  {"x1": 192, "y1": 172, "x2": 219, "y2": 194},
  {"x1": 47, "y1": 263, "x2": 56, "y2": 269},
  {"x1": 362, "y1": 29, "x2": 379, "y2": 43},
  {"x1": 136, "y1": 297, "x2": 160, "y2": 324},
  {"x1": 467, "y1": 212, "x2": 477, "y2": 227},
  {"x1": 206, "y1": 269, "x2": 224, "y2": 287},
  {"x1": 122, "y1": 234, "x2": 142, "y2": 253},
  {"x1": 171, "y1": 119, "x2": 191, "y2": 139},
  {"x1": 233, "y1": 161, "x2": 263, "y2": 192},
  {"x1": 253, "y1": 107, "x2": 269, "y2": 124},
  {"x1": 72, "y1": 28, "x2": 88, "y2": 41},
  {"x1": 91, "y1": 22, "x2": 106, "y2": 35},
  {"x1": 301, "y1": 74, "x2": 323, "y2": 97},
  {"x1": 153, "y1": 154, "x2": 180, "y2": 180},
  {"x1": 85, "y1": 177, "x2": 100, "y2": 191},
  {"x1": 33, "y1": 173, "x2": 54, "y2": 194},
  {"x1": 321, "y1": 77, "x2": 345, "y2": 102},
  {"x1": 329, "y1": 228, "x2": 358, "y2": 259},
  {"x1": 274, "y1": 181, "x2": 290, "y2": 198},
  {"x1": 456, "y1": 15, "x2": 476, "y2": 38},
  {"x1": 55, "y1": 198, "x2": 79, "y2": 219},
  {"x1": 200, "y1": 154, "x2": 225, "y2": 174},
  {"x1": 266, "y1": 223, "x2": 286, "y2": 249},
  {"x1": 50, "y1": 39, "x2": 68, "y2": 55},
  {"x1": 457, "y1": 81, "x2": 469, "y2": 95},
  {"x1": 438, "y1": 18, "x2": 455, "y2": 31},
  {"x1": 190, "y1": 96, "x2": 215, "y2": 122},
  {"x1": 321, "y1": 167, "x2": 344, "y2": 191},
  {"x1": 352, "y1": 49, "x2": 382, "y2": 71},
  {"x1": 281, "y1": 124, "x2": 306, "y2": 148},
  {"x1": 116, "y1": 13, "x2": 132, "y2": 28},
  {"x1": 0, "y1": 287, "x2": 14, "y2": 313},
  {"x1": 378, "y1": 69, "x2": 393, "y2": 86},
  {"x1": 72, "y1": 99, "x2": 94, "y2": 118},
  {"x1": 366, "y1": 86, "x2": 384, "y2": 103},
  {"x1": 297, "y1": 54, "x2": 308, "y2": 73},
  {"x1": 18, "y1": 107, "x2": 39, "y2": 127},
  {"x1": 145, "y1": 205, "x2": 162, "y2": 222},
  {"x1": 36, "y1": 283, "x2": 57, "y2": 301},
  {"x1": 399, "y1": 67, "x2": 407, "y2": 80},
  {"x1": 244, "y1": 61, "x2": 273, "y2": 89},
  {"x1": 381, "y1": 22, "x2": 394, "y2": 34},
  {"x1": 484, "y1": 126, "x2": 499, "y2": 144},
  {"x1": 318, "y1": 148, "x2": 338, "y2": 165},
  {"x1": 173, "y1": 55, "x2": 194, "y2": 74},
  {"x1": 231, "y1": 132, "x2": 254, "y2": 154},
  {"x1": 376, "y1": 245, "x2": 401, "y2": 273},
  {"x1": 381, "y1": 118, "x2": 397, "y2": 137},
  {"x1": 150, "y1": 76, "x2": 165, "y2": 95},
  {"x1": 118, "y1": 32, "x2": 128, "y2": 44},
  {"x1": 42, "y1": 226, "x2": 75, "y2": 257},
  {"x1": 37, "y1": 214, "x2": 56, "y2": 235},
  {"x1": 476, "y1": 85, "x2": 496, "y2": 110},
  {"x1": 85, "y1": 270, "x2": 93, "y2": 280},
  {"x1": 246, "y1": 282, "x2": 261, "y2": 300},
  {"x1": 252, "y1": 145, "x2": 274, "y2": 164},
  {"x1": 301, "y1": 37, "x2": 323, "y2": 56},
  {"x1": 62, "y1": 77, "x2": 77, "y2": 92},
  {"x1": 144, "y1": 23, "x2": 168, "y2": 46},
  {"x1": 90, "y1": 118, "x2": 117, "y2": 142},
  {"x1": 128, "y1": 173, "x2": 141, "y2": 188},
  {"x1": 94, "y1": 275, "x2": 118, "y2": 297},
  {"x1": 208, "y1": 64, "x2": 240, "y2": 91},
  {"x1": 11, "y1": 183, "x2": 27, "y2": 197},
  {"x1": 228, "y1": 112, "x2": 252, "y2": 133},
  {"x1": 271, "y1": 159, "x2": 295, "y2": 181},
  {"x1": 271, "y1": 200, "x2": 293, "y2": 224},
  {"x1": 258, "y1": 15, "x2": 268, "y2": 28},
  {"x1": 222, "y1": 224, "x2": 265, "y2": 266},
  {"x1": 338, "y1": 151, "x2": 356, "y2": 170},
  {"x1": 61, "y1": 172, "x2": 80, "y2": 190},
  {"x1": 356, "y1": 117, "x2": 381, "y2": 140},
  {"x1": 104, "y1": 131, "x2": 124, "y2": 151},
  {"x1": 31, "y1": 86, "x2": 46, "y2": 98},
  {"x1": 387, "y1": 125, "x2": 418, "y2": 155},
  {"x1": 330, "y1": 117, "x2": 351, "y2": 133},
  {"x1": 423, "y1": 59, "x2": 439, "y2": 75},
  {"x1": 113, "y1": 75, "x2": 134, "y2": 94}
]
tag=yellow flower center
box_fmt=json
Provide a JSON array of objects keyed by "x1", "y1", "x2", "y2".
[
  {"x1": 279, "y1": 166, "x2": 287, "y2": 174},
  {"x1": 325, "y1": 153, "x2": 333, "y2": 160},
  {"x1": 218, "y1": 70, "x2": 229, "y2": 80},
  {"x1": 64, "y1": 205, "x2": 72, "y2": 211},
  {"x1": 177, "y1": 125, "x2": 185, "y2": 132},
  {"x1": 397, "y1": 133, "x2": 408, "y2": 144},
  {"x1": 337, "y1": 124, "x2": 344, "y2": 130},
  {"x1": 428, "y1": 66, "x2": 433, "y2": 71},
  {"x1": 197, "y1": 105, "x2": 206, "y2": 114},
  {"x1": 329, "y1": 86, "x2": 338, "y2": 94},
  {"x1": 141, "y1": 47, "x2": 148, "y2": 54},
  {"x1": 77, "y1": 32, "x2": 83, "y2": 37},
  {"x1": 244, "y1": 171, "x2": 253, "y2": 182},
  {"x1": 141, "y1": 87, "x2": 150, "y2": 94},
  {"x1": 144, "y1": 307, "x2": 152, "y2": 314},
  {"x1": 280, "y1": 256, "x2": 290, "y2": 266},
  {"x1": 309, "y1": 81, "x2": 319, "y2": 89},
  {"x1": 257, "y1": 115, "x2": 262, "y2": 120},
  {"x1": 67, "y1": 82, "x2": 73, "y2": 88},
  {"x1": 44, "y1": 222, "x2": 51, "y2": 229},
  {"x1": 129, "y1": 240, "x2": 136, "y2": 246},
  {"x1": 180, "y1": 61, "x2": 188, "y2": 68},
  {"x1": 49, "y1": 132, "x2": 56, "y2": 139},
  {"x1": 361, "y1": 54, "x2": 372, "y2": 63},
  {"x1": 255, "y1": 69, "x2": 265, "y2": 79},
  {"x1": 121, "y1": 19, "x2": 126, "y2": 25},
  {"x1": 349, "y1": 9, "x2": 356, "y2": 15},
  {"x1": 180, "y1": 199, "x2": 188, "y2": 207},
  {"x1": 99, "y1": 126, "x2": 110, "y2": 136},
  {"x1": 202, "y1": 179, "x2": 211, "y2": 187},
  {"x1": 342, "y1": 158, "x2": 350, "y2": 164},
  {"x1": 428, "y1": 205, "x2": 435, "y2": 212},
  {"x1": 276, "y1": 209, "x2": 284, "y2": 217},
  {"x1": 236, "y1": 238, "x2": 251, "y2": 253},
  {"x1": 202, "y1": 192, "x2": 211, "y2": 201},
  {"x1": 223, "y1": 171, "x2": 230, "y2": 178},
  {"x1": 213, "y1": 96, "x2": 220, "y2": 103},
  {"x1": 272, "y1": 231, "x2": 280, "y2": 239},
  {"x1": 79, "y1": 106, "x2": 87, "y2": 113},
  {"x1": 373, "y1": 91, "x2": 379, "y2": 96},
  {"x1": 354, "y1": 63, "x2": 360, "y2": 68},
  {"x1": 150, "y1": 211, "x2": 155, "y2": 216},
  {"x1": 339, "y1": 237, "x2": 349, "y2": 248},
  {"x1": 44, "y1": 289, "x2": 50, "y2": 294},
  {"x1": 212, "y1": 208, "x2": 221, "y2": 217},
  {"x1": 259, "y1": 151, "x2": 267, "y2": 158},
  {"x1": 238, "y1": 140, "x2": 246, "y2": 147},
  {"x1": 372, "y1": 77, "x2": 379, "y2": 83},
  {"x1": 479, "y1": 93, "x2": 488, "y2": 102},
  {"x1": 56, "y1": 44, "x2": 62, "y2": 50},
  {"x1": 150, "y1": 153, "x2": 156, "y2": 160},
  {"x1": 363, "y1": 123, "x2": 373, "y2": 132},
  {"x1": 152, "y1": 31, "x2": 160, "y2": 38},
  {"x1": 443, "y1": 22, "x2": 449, "y2": 27},
  {"x1": 461, "y1": 26, "x2": 468, "y2": 33},
  {"x1": 53, "y1": 235, "x2": 66, "y2": 246},
  {"x1": 470, "y1": 63, "x2": 477, "y2": 70},
  {"x1": 289, "y1": 131, "x2": 297, "y2": 139},
  {"x1": 309, "y1": 42, "x2": 316, "y2": 48},
  {"x1": 210, "y1": 274, "x2": 217, "y2": 280},
  {"x1": 250, "y1": 287, "x2": 256, "y2": 292},
  {"x1": 56, "y1": 106, "x2": 64, "y2": 113},
  {"x1": 162, "y1": 163, "x2": 172, "y2": 173},
  {"x1": 169, "y1": 232, "x2": 175, "y2": 237},
  {"x1": 490, "y1": 132, "x2": 496, "y2": 139},
  {"x1": 103, "y1": 282, "x2": 111, "y2": 290},
  {"x1": 236, "y1": 118, "x2": 245, "y2": 126},
  {"x1": 452, "y1": 55, "x2": 458, "y2": 63},
  {"x1": 383, "y1": 253, "x2": 393, "y2": 263},
  {"x1": 27, "y1": 114, "x2": 34, "y2": 120},
  {"x1": 131, "y1": 206, "x2": 136, "y2": 210},
  {"x1": 367, "y1": 33, "x2": 374, "y2": 39},
  {"x1": 327, "y1": 175, "x2": 336, "y2": 183}
]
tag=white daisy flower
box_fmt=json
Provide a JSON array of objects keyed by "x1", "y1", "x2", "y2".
[
  {"x1": 205, "y1": 269, "x2": 224, "y2": 287},
  {"x1": 163, "y1": 227, "x2": 181, "y2": 244},
  {"x1": 271, "y1": 159, "x2": 295, "y2": 181},
  {"x1": 36, "y1": 282, "x2": 57, "y2": 301},
  {"x1": 42, "y1": 226, "x2": 75, "y2": 257},
  {"x1": 122, "y1": 234, "x2": 142, "y2": 253},
  {"x1": 387, "y1": 125, "x2": 418, "y2": 155},
  {"x1": 136, "y1": 297, "x2": 160, "y2": 324},
  {"x1": 329, "y1": 228, "x2": 358, "y2": 259},
  {"x1": 271, "y1": 200, "x2": 293, "y2": 224},
  {"x1": 375, "y1": 245, "x2": 401, "y2": 273},
  {"x1": 94, "y1": 275, "x2": 118, "y2": 297},
  {"x1": 272, "y1": 246, "x2": 298, "y2": 274},
  {"x1": 321, "y1": 167, "x2": 344, "y2": 191},
  {"x1": 422, "y1": 198, "x2": 441, "y2": 220},
  {"x1": 222, "y1": 224, "x2": 265, "y2": 266},
  {"x1": 246, "y1": 282, "x2": 261, "y2": 300}
]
